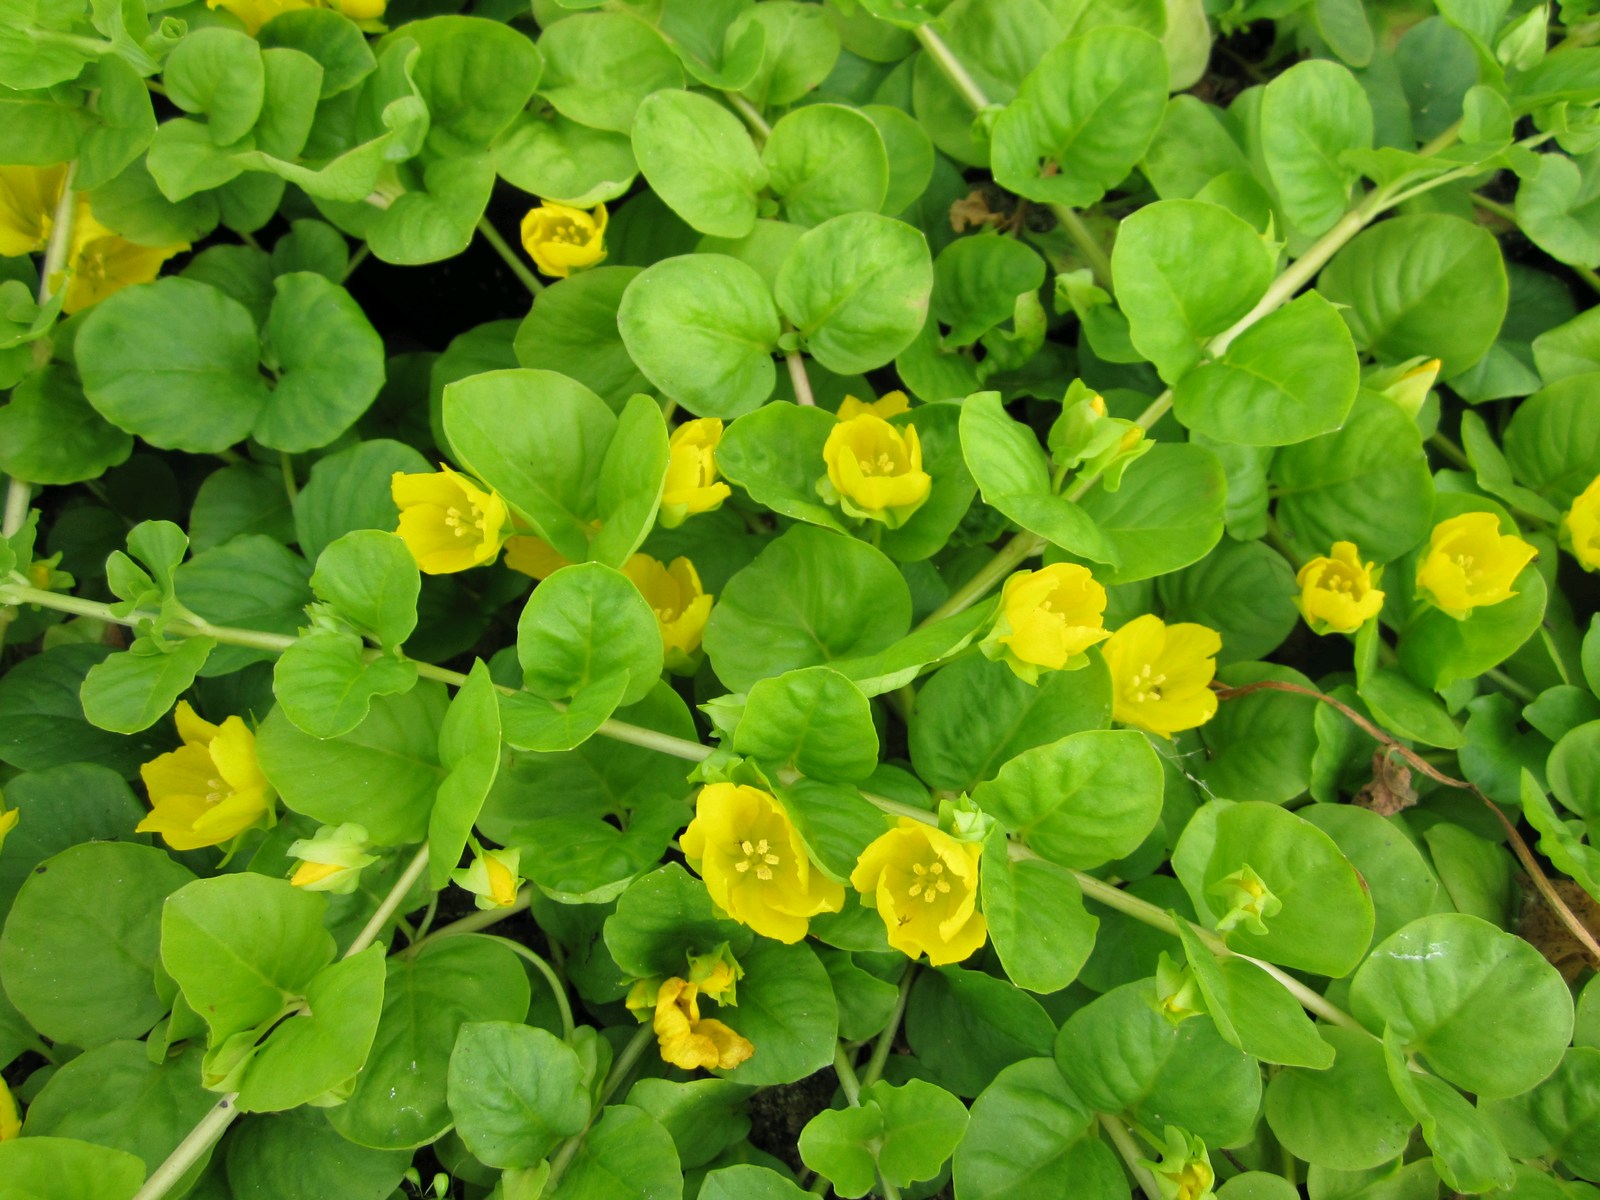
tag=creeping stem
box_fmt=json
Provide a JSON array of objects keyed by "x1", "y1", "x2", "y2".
[{"x1": 476, "y1": 216, "x2": 545, "y2": 296}]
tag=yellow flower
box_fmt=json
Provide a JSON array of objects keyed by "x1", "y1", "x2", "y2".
[
  {"x1": 287, "y1": 823, "x2": 377, "y2": 895},
  {"x1": 651, "y1": 977, "x2": 754, "y2": 1072},
  {"x1": 520, "y1": 201, "x2": 607, "y2": 278},
  {"x1": 1294, "y1": 542, "x2": 1384, "y2": 635},
  {"x1": 1562, "y1": 474, "x2": 1600, "y2": 572},
  {"x1": 837, "y1": 390, "x2": 910, "y2": 422},
  {"x1": 1415, "y1": 511, "x2": 1537, "y2": 620},
  {"x1": 0, "y1": 164, "x2": 63, "y2": 257},
  {"x1": 1143, "y1": 1128, "x2": 1215, "y2": 1200},
  {"x1": 621, "y1": 554, "x2": 712, "y2": 673},
  {"x1": 660, "y1": 418, "x2": 732, "y2": 529},
  {"x1": 451, "y1": 845, "x2": 522, "y2": 911},
  {"x1": 0, "y1": 1075, "x2": 18, "y2": 1141},
  {"x1": 204, "y1": 0, "x2": 383, "y2": 34},
  {"x1": 820, "y1": 413, "x2": 932, "y2": 528},
  {"x1": 137, "y1": 702, "x2": 274, "y2": 851},
  {"x1": 1102, "y1": 615, "x2": 1221, "y2": 738},
  {"x1": 850, "y1": 819, "x2": 986, "y2": 966},
  {"x1": 687, "y1": 944, "x2": 744, "y2": 1004},
  {"x1": 391, "y1": 465, "x2": 509, "y2": 574},
  {"x1": 502, "y1": 535, "x2": 572, "y2": 580},
  {"x1": 61, "y1": 201, "x2": 188, "y2": 315},
  {"x1": 980, "y1": 563, "x2": 1110, "y2": 684},
  {"x1": 680, "y1": 783, "x2": 844, "y2": 943}
]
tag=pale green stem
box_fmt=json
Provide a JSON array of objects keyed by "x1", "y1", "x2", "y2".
[
  {"x1": 545, "y1": 1025, "x2": 656, "y2": 1189},
  {"x1": 476, "y1": 216, "x2": 544, "y2": 296},
  {"x1": 477, "y1": 934, "x2": 575, "y2": 1041},
  {"x1": 726, "y1": 90, "x2": 772, "y2": 141},
  {"x1": 345, "y1": 844, "x2": 431, "y2": 960},
  {"x1": 834, "y1": 1044, "x2": 864, "y2": 1107},
  {"x1": 406, "y1": 884, "x2": 533, "y2": 954},
  {"x1": 916, "y1": 530, "x2": 1041, "y2": 627},
  {"x1": 1100, "y1": 1114, "x2": 1161, "y2": 1200},
  {"x1": 786, "y1": 351, "x2": 817, "y2": 406},
  {"x1": 1048, "y1": 204, "x2": 1114, "y2": 293},
  {"x1": 912, "y1": 24, "x2": 991, "y2": 111},
  {"x1": 859, "y1": 968, "x2": 914, "y2": 1089},
  {"x1": 279, "y1": 453, "x2": 298, "y2": 504}
]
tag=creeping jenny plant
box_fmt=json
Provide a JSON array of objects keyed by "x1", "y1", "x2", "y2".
[{"x1": 1, "y1": 0, "x2": 1600, "y2": 1198}]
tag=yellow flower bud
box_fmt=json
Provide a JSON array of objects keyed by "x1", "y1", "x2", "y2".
[
  {"x1": 849, "y1": 819, "x2": 986, "y2": 967},
  {"x1": 1210, "y1": 864, "x2": 1281, "y2": 936},
  {"x1": 137, "y1": 703, "x2": 274, "y2": 851},
  {"x1": 621, "y1": 553, "x2": 713, "y2": 673},
  {"x1": 0, "y1": 800, "x2": 16, "y2": 856},
  {"x1": 331, "y1": 0, "x2": 385, "y2": 20},
  {"x1": 819, "y1": 414, "x2": 932, "y2": 528},
  {"x1": 520, "y1": 201, "x2": 608, "y2": 278},
  {"x1": 391, "y1": 465, "x2": 509, "y2": 575},
  {"x1": 651, "y1": 976, "x2": 754, "y2": 1072},
  {"x1": 660, "y1": 419, "x2": 732, "y2": 528},
  {"x1": 1102, "y1": 615, "x2": 1221, "y2": 738},
  {"x1": 1142, "y1": 1127, "x2": 1216, "y2": 1200},
  {"x1": 687, "y1": 945, "x2": 744, "y2": 1004},
  {"x1": 980, "y1": 563, "x2": 1110, "y2": 684},
  {"x1": 287, "y1": 823, "x2": 378, "y2": 895},
  {"x1": 1562, "y1": 474, "x2": 1600, "y2": 572},
  {"x1": 1294, "y1": 542, "x2": 1384, "y2": 635},
  {"x1": 836, "y1": 390, "x2": 910, "y2": 422},
  {"x1": 452, "y1": 845, "x2": 523, "y2": 910},
  {"x1": 0, "y1": 1074, "x2": 18, "y2": 1141},
  {"x1": 204, "y1": 0, "x2": 309, "y2": 33},
  {"x1": 680, "y1": 783, "x2": 844, "y2": 944},
  {"x1": 1415, "y1": 511, "x2": 1537, "y2": 620},
  {"x1": 1367, "y1": 356, "x2": 1441, "y2": 419}
]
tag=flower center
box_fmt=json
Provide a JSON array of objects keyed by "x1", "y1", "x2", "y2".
[
  {"x1": 1129, "y1": 662, "x2": 1166, "y2": 703},
  {"x1": 443, "y1": 504, "x2": 487, "y2": 539},
  {"x1": 549, "y1": 219, "x2": 589, "y2": 244},
  {"x1": 1326, "y1": 572, "x2": 1354, "y2": 594},
  {"x1": 907, "y1": 860, "x2": 951, "y2": 903},
  {"x1": 653, "y1": 603, "x2": 681, "y2": 624},
  {"x1": 1452, "y1": 552, "x2": 1482, "y2": 580},
  {"x1": 856, "y1": 451, "x2": 900, "y2": 476},
  {"x1": 733, "y1": 838, "x2": 781, "y2": 881},
  {"x1": 204, "y1": 776, "x2": 227, "y2": 805}
]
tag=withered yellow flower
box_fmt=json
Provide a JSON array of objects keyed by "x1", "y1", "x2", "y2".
[
  {"x1": 651, "y1": 976, "x2": 753, "y2": 1072},
  {"x1": 980, "y1": 563, "x2": 1110, "y2": 684},
  {"x1": 1102, "y1": 615, "x2": 1221, "y2": 738},
  {"x1": 621, "y1": 553, "x2": 713, "y2": 673},
  {"x1": 521, "y1": 201, "x2": 608, "y2": 278},
  {"x1": 820, "y1": 413, "x2": 931, "y2": 528},
  {"x1": 1294, "y1": 542, "x2": 1384, "y2": 635},
  {"x1": 850, "y1": 819, "x2": 986, "y2": 966},
  {"x1": 1415, "y1": 511, "x2": 1537, "y2": 620},
  {"x1": 680, "y1": 783, "x2": 844, "y2": 943},
  {"x1": 392, "y1": 466, "x2": 509, "y2": 575},
  {"x1": 137, "y1": 702, "x2": 273, "y2": 851},
  {"x1": 660, "y1": 418, "x2": 732, "y2": 529}
]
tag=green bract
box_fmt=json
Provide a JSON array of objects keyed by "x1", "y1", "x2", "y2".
[{"x1": 0, "y1": 1, "x2": 1597, "y2": 1198}]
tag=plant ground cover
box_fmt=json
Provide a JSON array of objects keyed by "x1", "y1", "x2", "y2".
[{"x1": 2, "y1": 0, "x2": 1600, "y2": 1198}]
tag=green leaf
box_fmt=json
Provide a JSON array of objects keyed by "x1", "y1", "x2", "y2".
[
  {"x1": 330, "y1": 937, "x2": 532, "y2": 1150},
  {"x1": 0, "y1": 1138, "x2": 146, "y2": 1200},
  {"x1": 618, "y1": 255, "x2": 781, "y2": 418},
  {"x1": 932, "y1": 236, "x2": 1046, "y2": 349},
  {"x1": 699, "y1": 1165, "x2": 810, "y2": 1200},
  {"x1": 1351, "y1": 912, "x2": 1574, "y2": 1099},
  {"x1": 953, "y1": 1060, "x2": 1121, "y2": 1200},
  {"x1": 497, "y1": 676, "x2": 629, "y2": 754},
  {"x1": 175, "y1": 534, "x2": 312, "y2": 677},
  {"x1": 905, "y1": 966, "x2": 1056, "y2": 1098},
  {"x1": 703, "y1": 525, "x2": 911, "y2": 692},
  {"x1": 258, "y1": 9, "x2": 377, "y2": 97},
  {"x1": 1260, "y1": 60, "x2": 1373, "y2": 236},
  {"x1": 1381, "y1": 1028, "x2": 1515, "y2": 1193},
  {"x1": 979, "y1": 835, "x2": 1099, "y2": 993},
  {"x1": 255, "y1": 272, "x2": 386, "y2": 452},
  {"x1": 164, "y1": 27, "x2": 265, "y2": 144},
  {"x1": 513, "y1": 268, "x2": 650, "y2": 409},
  {"x1": 517, "y1": 562, "x2": 662, "y2": 706},
  {"x1": 631, "y1": 89, "x2": 767, "y2": 238},
  {"x1": 774, "y1": 212, "x2": 933, "y2": 374},
  {"x1": 0, "y1": 364, "x2": 134, "y2": 485},
  {"x1": 1318, "y1": 213, "x2": 1509, "y2": 376},
  {"x1": 589, "y1": 393, "x2": 670, "y2": 568},
  {"x1": 257, "y1": 681, "x2": 448, "y2": 845},
  {"x1": 971, "y1": 728, "x2": 1163, "y2": 869},
  {"x1": 604, "y1": 863, "x2": 750, "y2": 979},
  {"x1": 864, "y1": 104, "x2": 935, "y2": 215},
  {"x1": 427, "y1": 660, "x2": 502, "y2": 890},
  {"x1": 1273, "y1": 390, "x2": 1435, "y2": 564},
  {"x1": 1196, "y1": 662, "x2": 1319, "y2": 803},
  {"x1": 1504, "y1": 373, "x2": 1600, "y2": 506},
  {"x1": 1264, "y1": 1025, "x2": 1415, "y2": 1170},
  {"x1": 190, "y1": 464, "x2": 294, "y2": 552},
  {"x1": 715, "y1": 402, "x2": 848, "y2": 532},
  {"x1": 718, "y1": 939, "x2": 839, "y2": 1086},
  {"x1": 1056, "y1": 976, "x2": 1263, "y2": 1144},
  {"x1": 1193, "y1": 800, "x2": 1375, "y2": 976},
  {"x1": 1112, "y1": 198, "x2": 1278, "y2": 383},
  {"x1": 384, "y1": 16, "x2": 541, "y2": 157},
  {"x1": 77, "y1": 278, "x2": 269, "y2": 454},
  {"x1": 80, "y1": 637, "x2": 218, "y2": 735},
  {"x1": 626, "y1": 1076, "x2": 753, "y2": 1172},
  {"x1": 0, "y1": 645, "x2": 168, "y2": 776},
  {"x1": 1157, "y1": 539, "x2": 1299, "y2": 666},
  {"x1": 1399, "y1": 535, "x2": 1547, "y2": 691},
  {"x1": 909, "y1": 652, "x2": 1111, "y2": 792},
  {"x1": 1075, "y1": 442, "x2": 1227, "y2": 583},
  {"x1": 310, "y1": 531, "x2": 420, "y2": 653},
  {"x1": 764, "y1": 104, "x2": 889, "y2": 227},
  {"x1": 536, "y1": 11, "x2": 681, "y2": 133},
  {"x1": 991, "y1": 27, "x2": 1168, "y2": 207},
  {"x1": 294, "y1": 438, "x2": 430, "y2": 564},
  {"x1": 446, "y1": 1021, "x2": 590, "y2": 1168},
  {"x1": 0, "y1": 764, "x2": 146, "y2": 920},
  {"x1": 272, "y1": 630, "x2": 419, "y2": 740},
  {"x1": 1172, "y1": 918, "x2": 1335, "y2": 1068},
  {"x1": 545, "y1": 1105, "x2": 683, "y2": 1199},
  {"x1": 494, "y1": 111, "x2": 638, "y2": 209},
  {"x1": 1172, "y1": 292, "x2": 1359, "y2": 446},
  {"x1": 223, "y1": 1108, "x2": 409, "y2": 1200},
  {"x1": 733, "y1": 0, "x2": 840, "y2": 106},
  {"x1": 733, "y1": 667, "x2": 879, "y2": 783},
  {"x1": 160, "y1": 872, "x2": 335, "y2": 1042},
  {"x1": 1515, "y1": 150, "x2": 1600, "y2": 269},
  {"x1": 0, "y1": 843, "x2": 193, "y2": 1048},
  {"x1": 236, "y1": 945, "x2": 387, "y2": 1112}
]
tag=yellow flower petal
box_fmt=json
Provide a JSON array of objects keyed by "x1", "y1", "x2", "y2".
[
  {"x1": 822, "y1": 414, "x2": 932, "y2": 528},
  {"x1": 1102, "y1": 615, "x2": 1221, "y2": 738},
  {"x1": 850, "y1": 819, "x2": 986, "y2": 966},
  {"x1": 1565, "y1": 474, "x2": 1600, "y2": 572},
  {"x1": 391, "y1": 466, "x2": 508, "y2": 574},
  {"x1": 1415, "y1": 511, "x2": 1537, "y2": 620},
  {"x1": 1294, "y1": 541, "x2": 1384, "y2": 635},
  {"x1": 521, "y1": 202, "x2": 608, "y2": 278}
]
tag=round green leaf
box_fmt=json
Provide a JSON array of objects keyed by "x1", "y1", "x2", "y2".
[
  {"x1": 0, "y1": 842, "x2": 194, "y2": 1048},
  {"x1": 447, "y1": 1021, "x2": 590, "y2": 1169},
  {"x1": 1318, "y1": 213, "x2": 1509, "y2": 376},
  {"x1": 1264, "y1": 1025, "x2": 1415, "y2": 1170},
  {"x1": 1196, "y1": 663, "x2": 1320, "y2": 804},
  {"x1": 381, "y1": 16, "x2": 541, "y2": 156},
  {"x1": 715, "y1": 401, "x2": 847, "y2": 532},
  {"x1": 731, "y1": 0, "x2": 840, "y2": 106},
  {"x1": 1259, "y1": 59, "x2": 1373, "y2": 236},
  {"x1": 0, "y1": 364, "x2": 133, "y2": 485},
  {"x1": 548, "y1": 1105, "x2": 683, "y2": 1200},
  {"x1": 517, "y1": 561, "x2": 663, "y2": 706},
  {"x1": 905, "y1": 966, "x2": 1056, "y2": 1098},
  {"x1": 255, "y1": 272, "x2": 385, "y2": 452},
  {"x1": 1075, "y1": 441, "x2": 1227, "y2": 583},
  {"x1": 536, "y1": 12, "x2": 682, "y2": 133},
  {"x1": 225, "y1": 1107, "x2": 409, "y2": 1200},
  {"x1": 618, "y1": 254, "x2": 780, "y2": 418},
  {"x1": 932, "y1": 235, "x2": 1047, "y2": 349},
  {"x1": 1156, "y1": 538, "x2": 1298, "y2": 666},
  {"x1": 513, "y1": 267, "x2": 650, "y2": 409},
  {"x1": 763, "y1": 104, "x2": 889, "y2": 227},
  {"x1": 0, "y1": 1137, "x2": 145, "y2": 1200},
  {"x1": 1504, "y1": 373, "x2": 1600, "y2": 506},
  {"x1": 631, "y1": 89, "x2": 767, "y2": 238},
  {"x1": 774, "y1": 212, "x2": 934, "y2": 375},
  {"x1": 979, "y1": 843, "x2": 1099, "y2": 994},
  {"x1": 733, "y1": 666, "x2": 879, "y2": 783},
  {"x1": 77, "y1": 278, "x2": 269, "y2": 454},
  {"x1": 719, "y1": 940, "x2": 840, "y2": 1086},
  {"x1": 1350, "y1": 912, "x2": 1575, "y2": 1099},
  {"x1": 493, "y1": 111, "x2": 637, "y2": 208}
]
